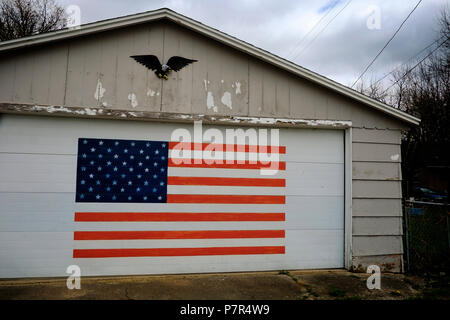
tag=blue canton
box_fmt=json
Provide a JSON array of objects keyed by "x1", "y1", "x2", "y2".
[{"x1": 76, "y1": 138, "x2": 169, "y2": 203}]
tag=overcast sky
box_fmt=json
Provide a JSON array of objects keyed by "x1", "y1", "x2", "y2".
[{"x1": 56, "y1": 0, "x2": 447, "y2": 88}]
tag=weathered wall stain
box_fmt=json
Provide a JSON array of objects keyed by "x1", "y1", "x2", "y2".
[
  {"x1": 94, "y1": 79, "x2": 108, "y2": 107},
  {"x1": 128, "y1": 93, "x2": 138, "y2": 108},
  {"x1": 0, "y1": 20, "x2": 408, "y2": 129},
  {"x1": 221, "y1": 91, "x2": 232, "y2": 110}
]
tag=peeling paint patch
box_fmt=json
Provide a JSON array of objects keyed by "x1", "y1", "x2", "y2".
[
  {"x1": 221, "y1": 91, "x2": 233, "y2": 109},
  {"x1": 31, "y1": 105, "x2": 72, "y2": 113},
  {"x1": 207, "y1": 91, "x2": 218, "y2": 113},
  {"x1": 29, "y1": 105, "x2": 101, "y2": 116},
  {"x1": 4, "y1": 104, "x2": 353, "y2": 129},
  {"x1": 128, "y1": 93, "x2": 138, "y2": 108},
  {"x1": 229, "y1": 116, "x2": 352, "y2": 127},
  {"x1": 84, "y1": 108, "x2": 97, "y2": 116},
  {"x1": 94, "y1": 79, "x2": 106, "y2": 101},
  {"x1": 390, "y1": 154, "x2": 400, "y2": 161},
  {"x1": 234, "y1": 82, "x2": 241, "y2": 95}
]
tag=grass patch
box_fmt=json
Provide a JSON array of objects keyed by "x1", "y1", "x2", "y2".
[
  {"x1": 404, "y1": 273, "x2": 450, "y2": 300},
  {"x1": 278, "y1": 270, "x2": 290, "y2": 276},
  {"x1": 421, "y1": 274, "x2": 450, "y2": 299},
  {"x1": 328, "y1": 288, "x2": 346, "y2": 298},
  {"x1": 403, "y1": 277, "x2": 414, "y2": 285},
  {"x1": 344, "y1": 295, "x2": 363, "y2": 300},
  {"x1": 278, "y1": 270, "x2": 300, "y2": 284},
  {"x1": 306, "y1": 287, "x2": 319, "y2": 297},
  {"x1": 390, "y1": 290, "x2": 402, "y2": 297}
]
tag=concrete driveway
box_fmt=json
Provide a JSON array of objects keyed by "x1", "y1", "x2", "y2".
[{"x1": 0, "y1": 269, "x2": 445, "y2": 300}]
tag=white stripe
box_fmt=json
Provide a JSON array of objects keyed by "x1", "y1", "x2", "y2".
[
  {"x1": 74, "y1": 221, "x2": 286, "y2": 231},
  {"x1": 169, "y1": 151, "x2": 283, "y2": 162},
  {"x1": 73, "y1": 238, "x2": 285, "y2": 249},
  {"x1": 74, "y1": 202, "x2": 285, "y2": 212},
  {"x1": 167, "y1": 185, "x2": 285, "y2": 195},
  {"x1": 168, "y1": 167, "x2": 286, "y2": 178}
]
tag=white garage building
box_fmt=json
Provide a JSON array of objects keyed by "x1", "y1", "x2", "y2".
[{"x1": 0, "y1": 9, "x2": 419, "y2": 278}]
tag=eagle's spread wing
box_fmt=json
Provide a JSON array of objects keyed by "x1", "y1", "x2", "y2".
[
  {"x1": 166, "y1": 56, "x2": 198, "y2": 71},
  {"x1": 130, "y1": 55, "x2": 162, "y2": 71}
]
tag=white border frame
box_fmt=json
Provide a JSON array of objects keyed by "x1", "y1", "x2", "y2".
[
  {"x1": 344, "y1": 127, "x2": 353, "y2": 269},
  {"x1": 1, "y1": 110, "x2": 354, "y2": 271}
]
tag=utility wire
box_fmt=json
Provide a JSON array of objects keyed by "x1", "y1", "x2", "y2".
[
  {"x1": 371, "y1": 36, "x2": 446, "y2": 87},
  {"x1": 292, "y1": 0, "x2": 354, "y2": 61},
  {"x1": 287, "y1": 5, "x2": 335, "y2": 60},
  {"x1": 381, "y1": 38, "x2": 448, "y2": 95},
  {"x1": 351, "y1": 0, "x2": 423, "y2": 88}
]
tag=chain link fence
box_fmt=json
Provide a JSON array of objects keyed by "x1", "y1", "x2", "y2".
[{"x1": 403, "y1": 200, "x2": 450, "y2": 273}]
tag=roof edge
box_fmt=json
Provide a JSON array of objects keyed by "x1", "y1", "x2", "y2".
[
  {"x1": 0, "y1": 8, "x2": 420, "y2": 126},
  {"x1": 0, "y1": 8, "x2": 172, "y2": 51}
]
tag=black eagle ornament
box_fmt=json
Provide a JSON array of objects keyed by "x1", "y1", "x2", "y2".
[{"x1": 130, "y1": 55, "x2": 197, "y2": 80}]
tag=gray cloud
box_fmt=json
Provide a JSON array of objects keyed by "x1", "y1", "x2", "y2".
[{"x1": 57, "y1": 0, "x2": 447, "y2": 88}]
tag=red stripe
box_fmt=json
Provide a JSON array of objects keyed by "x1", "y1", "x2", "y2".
[
  {"x1": 73, "y1": 246, "x2": 285, "y2": 258},
  {"x1": 169, "y1": 142, "x2": 286, "y2": 154},
  {"x1": 167, "y1": 176, "x2": 285, "y2": 187},
  {"x1": 168, "y1": 159, "x2": 286, "y2": 170},
  {"x1": 74, "y1": 230, "x2": 285, "y2": 240},
  {"x1": 167, "y1": 194, "x2": 286, "y2": 204},
  {"x1": 75, "y1": 212, "x2": 286, "y2": 222}
]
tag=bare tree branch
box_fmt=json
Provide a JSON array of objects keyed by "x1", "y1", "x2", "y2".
[
  {"x1": 0, "y1": 0, "x2": 66, "y2": 41},
  {"x1": 397, "y1": 7, "x2": 450, "y2": 197}
]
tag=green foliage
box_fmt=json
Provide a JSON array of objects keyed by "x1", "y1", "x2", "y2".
[{"x1": 405, "y1": 205, "x2": 450, "y2": 273}]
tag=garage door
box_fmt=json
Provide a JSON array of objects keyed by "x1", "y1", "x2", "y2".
[{"x1": 0, "y1": 114, "x2": 344, "y2": 278}]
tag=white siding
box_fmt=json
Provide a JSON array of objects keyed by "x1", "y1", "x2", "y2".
[{"x1": 351, "y1": 128, "x2": 404, "y2": 272}]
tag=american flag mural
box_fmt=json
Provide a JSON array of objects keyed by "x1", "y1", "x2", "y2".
[{"x1": 74, "y1": 138, "x2": 286, "y2": 259}]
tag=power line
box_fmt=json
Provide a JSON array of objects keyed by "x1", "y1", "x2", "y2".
[
  {"x1": 287, "y1": 5, "x2": 335, "y2": 60},
  {"x1": 351, "y1": 0, "x2": 423, "y2": 88},
  {"x1": 381, "y1": 38, "x2": 448, "y2": 95},
  {"x1": 371, "y1": 36, "x2": 445, "y2": 87},
  {"x1": 292, "y1": 0, "x2": 354, "y2": 61}
]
